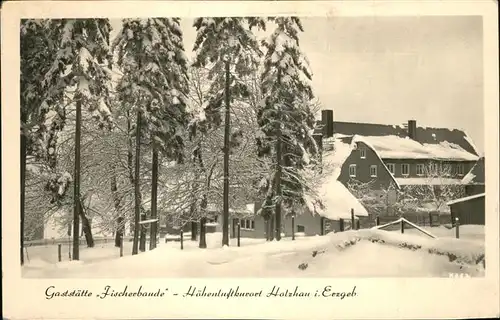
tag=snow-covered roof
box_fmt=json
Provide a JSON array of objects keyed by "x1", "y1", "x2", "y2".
[
  {"x1": 320, "y1": 137, "x2": 354, "y2": 180},
  {"x1": 314, "y1": 179, "x2": 369, "y2": 220},
  {"x1": 332, "y1": 120, "x2": 479, "y2": 156},
  {"x1": 354, "y1": 135, "x2": 479, "y2": 161},
  {"x1": 315, "y1": 119, "x2": 480, "y2": 161},
  {"x1": 395, "y1": 177, "x2": 463, "y2": 186},
  {"x1": 447, "y1": 193, "x2": 485, "y2": 206},
  {"x1": 301, "y1": 137, "x2": 369, "y2": 220}
]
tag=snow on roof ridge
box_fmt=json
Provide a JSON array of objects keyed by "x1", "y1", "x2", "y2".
[
  {"x1": 332, "y1": 119, "x2": 465, "y2": 132},
  {"x1": 446, "y1": 193, "x2": 485, "y2": 206},
  {"x1": 348, "y1": 134, "x2": 479, "y2": 161}
]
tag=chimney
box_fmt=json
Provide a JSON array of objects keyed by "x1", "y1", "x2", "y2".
[
  {"x1": 408, "y1": 120, "x2": 417, "y2": 140},
  {"x1": 321, "y1": 109, "x2": 334, "y2": 138}
]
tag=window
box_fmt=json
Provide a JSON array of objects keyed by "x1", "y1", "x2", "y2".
[
  {"x1": 349, "y1": 164, "x2": 357, "y2": 177},
  {"x1": 416, "y1": 164, "x2": 424, "y2": 176},
  {"x1": 370, "y1": 165, "x2": 377, "y2": 177},
  {"x1": 386, "y1": 163, "x2": 395, "y2": 175},
  {"x1": 360, "y1": 148, "x2": 366, "y2": 159},
  {"x1": 401, "y1": 164, "x2": 410, "y2": 176},
  {"x1": 430, "y1": 163, "x2": 438, "y2": 173},
  {"x1": 297, "y1": 225, "x2": 305, "y2": 233},
  {"x1": 240, "y1": 219, "x2": 255, "y2": 230},
  {"x1": 457, "y1": 164, "x2": 464, "y2": 175}
]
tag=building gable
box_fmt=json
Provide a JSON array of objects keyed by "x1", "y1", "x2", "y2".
[{"x1": 338, "y1": 140, "x2": 399, "y2": 189}]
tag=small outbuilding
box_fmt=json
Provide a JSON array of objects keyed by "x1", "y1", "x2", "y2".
[{"x1": 447, "y1": 193, "x2": 485, "y2": 225}]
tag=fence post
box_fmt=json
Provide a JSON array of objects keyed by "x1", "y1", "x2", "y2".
[
  {"x1": 120, "y1": 235, "x2": 124, "y2": 257},
  {"x1": 356, "y1": 219, "x2": 360, "y2": 230},
  {"x1": 180, "y1": 230, "x2": 184, "y2": 250},
  {"x1": 292, "y1": 215, "x2": 296, "y2": 240},
  {"x1": 339, "y1": 218, "x2": 344, "y2": 232},
  {"x1": 58, "y1": 244, "x2": 62, "y2": 262},
  {"x1": 351, "y1": 209, "x2": 355, "y2": 229},
  {"x1": 428, "y1": 212, "x2": 432, "y2": 227},
  {"x1": 400, "y1": 219, "x2": 405, "y2": 234},
  {"x1": 455, "y1": 217, "x2": 460, "y2": 239},
  {"x1": 237, "y1": 221, "x2": 241, "y2": 247},
  {"x1": 376, "y1": 216, "x2": 380, "y2": 226}
]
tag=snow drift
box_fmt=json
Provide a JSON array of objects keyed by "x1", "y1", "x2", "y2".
[{"x1": 22, "y1": 227, "x2": 485, "y2": 278}]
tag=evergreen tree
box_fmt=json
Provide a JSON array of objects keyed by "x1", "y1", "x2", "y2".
[
  {"x1": 256, "y1": 17, "x2": 318, "y2": 241},
  {"x1": 21, "y1": 19, "x2": 113, "y2": 260},
  {"x1": 113, "y1": 18, "x2": 190, "y2": 254},
  {"x1": 44, "y1": 18, "x2": 114, "y2": 258},
  {"x1": 21, "y1": 19, "x2": 77, "y2": 264},
  {"x1": 192, "y1": 17, "x2": 265, "y2": 246},
  {"x1": 21, "y1": 19, "x2": 51, "y2": 265}
]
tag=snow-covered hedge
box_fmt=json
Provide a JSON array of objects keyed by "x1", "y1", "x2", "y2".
[{"x1": 299, "y1": 229, "x2": 485, "y2": 271}]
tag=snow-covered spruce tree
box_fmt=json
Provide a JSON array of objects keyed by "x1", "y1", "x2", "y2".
[
  {"x1": 113, "y1": 18, "x2": 190, "y2": 254},
  {"x1": 21, "y1": 19, "x2": 84, "y2": 263},
  {"x1": 256, "y1": 17, "x2": 318, "y2": 241},
  {"x1": 20, "y1": 19, "x2": 55, "y2": 265},
  {"x1": 42, "y1": 19, "x2": 114, "y2": 259},
  {"x1": 192, "y1": 17, "x2": 266, "y2": 246}
]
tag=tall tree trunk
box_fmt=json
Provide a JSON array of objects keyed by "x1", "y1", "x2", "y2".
[
  {"x1": 265, "y1": 218, "x2": 269, "y2": 241},
  {"x1": 20, "y1": 112, "x2": 27, "y2": 265},
  {"x1": 149, "y1": 146, "x2": 159, "y2": 250},
  {"x1": 199, "y1": 216, "x2": 207, "y2": 249},
  {"x1": 139, "y1": 213, "x2": 146, "y2": 252},
  {"x1": 126, "y1": 111, "x2": 135, "y2": 236},
  {"x1": 275, "y1": 76, "x2": 283, "y2": 241},
  {"x1": 126, "y1": 111, "x2": 146, "y2": 241},
  {"x1": 269, "y1": 213, "x2": 275, "y2": 241},
  {"x1": 78, "y1": 197, "x2": 94, "y2": 247},
  {"x1": 194, "y1": 145, "x2": 214, "y2": 249},
  {"x1": 231, "y1": 218, "x2": 236, "y2": 238},
  {"x1": 110, "y1": 164, "x2": 123, "y2": 247},
  {"x1": 222, "y1": 59, "x2": 231, "y2": 247},
  {"x1": 115, "y1": 217, "x2": 124, "y2": 247},
  {"x1": 191, "y1": 221, "x2": 198, "y2": 241},
  {"x1": 132, "y1": 109, "x2": 142, "y2": 255},
  {"x1": 73, "y1": 98, "x2": 82, "y2": 260}
]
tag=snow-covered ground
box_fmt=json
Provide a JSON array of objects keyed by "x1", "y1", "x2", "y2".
[{"x1": 22, "y1": 225, "x2": 485, "y2": 278}]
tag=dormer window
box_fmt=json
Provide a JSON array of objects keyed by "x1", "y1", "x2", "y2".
[
  {"x1": 370, "y1": 165, "x2": 377, "y2": 177},
  {"x1": 359, "y1": 147, "x2": 366, "y2": 159}
]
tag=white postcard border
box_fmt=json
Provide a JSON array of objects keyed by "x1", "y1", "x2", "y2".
[{"x1": 2, "y1": 1, "x2": 499, "y2": 319}]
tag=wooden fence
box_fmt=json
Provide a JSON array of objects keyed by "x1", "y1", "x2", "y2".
[
  {"x1": 24, "y1": 236, "x2": 133, "y2": 247},
  {"x1": 357, "y1": 212, "x2": 452, "y2": 231}
]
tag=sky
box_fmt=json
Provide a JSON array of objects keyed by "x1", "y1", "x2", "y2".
[{"x1": 110, "y1": 16, "x2": 484, "y2": 153}]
